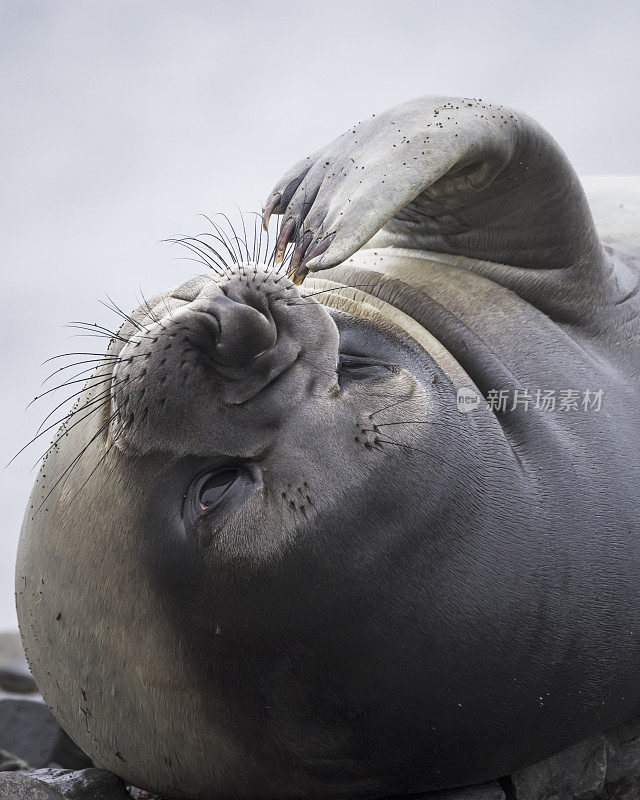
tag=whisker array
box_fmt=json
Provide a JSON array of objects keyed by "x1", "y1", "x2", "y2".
[{"x1": 15, "y1": 209, "x2": 371, "y2": 516}]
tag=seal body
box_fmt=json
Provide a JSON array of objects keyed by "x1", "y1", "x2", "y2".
[{"x1": 16, "y1": 97, "x2": 640, "y2": 799}]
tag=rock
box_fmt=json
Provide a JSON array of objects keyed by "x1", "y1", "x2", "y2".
[
  {"x1": 512, "y1": 715, "x2": 640, "y2": 800},
  {"x1": 0, "y1": 694, "x2": 92, "y2": 770},
  {"x1": 0, "y1": 632, "x2": 28, "y2": 664},
  {"x1": 51, "y1": 730, "x2": 93, "y2": 771},
  {"x1": 603, "y1": 716, "x2": 640, "y2": 786},
  {"x1": 127, "y1": 788, "x2": 167, "y2": 799},
  {"x1": 0, "y1": 748, "x2": 29, "y2": 771},
  {"x1": 0, "y1": 663, "x2": 38, "y2": 694},
  {"x1": 0, "y1": 768, "x2": 130, "y2": 799},
  {"x1": 0, "y1": 632, "x2": 38, "y2": 694},
  {"x1": 512, "y1": 735, "x2": 608, "y2": 800},
  {"x1": 419, "y1": 781, "x2": 506, "y2": 800},
  {"x1": 0, "y1": 694, "x2": 61, "y2": 769},
  {"x1": 602, "y1": 780, "x2": 640, "y2": 800},
  {"x1": 601, "y1": 716, "x2": 640, "y2": 800}
]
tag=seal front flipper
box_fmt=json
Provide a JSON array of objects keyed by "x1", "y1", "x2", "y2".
[{"x1": 263, "y1": 96, "x2": 609, "y2": 320}]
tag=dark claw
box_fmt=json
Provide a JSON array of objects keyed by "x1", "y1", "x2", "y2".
[
  {"x1": 288, "y1": 232, "x2": 336, "y2": 285},
  {"x1": 288, "y1": 264, "x2": 310, "y2": 286},
  {"x1": 274, "y1": 218, "x2": 297, "y2": 265},
  {"x1": 299, "y1": 233, "x2": 335, "y2": 269},
  {"x1": 262, "y1": 194, "x2": 281, "y2": 231},
  {"x1": 289, "y1": 231, "x2": 314, "y2": 275}
]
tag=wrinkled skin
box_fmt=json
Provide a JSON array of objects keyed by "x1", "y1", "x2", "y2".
[{"x1": 16, "y1": 97, "x2": 640, "y2": 800}]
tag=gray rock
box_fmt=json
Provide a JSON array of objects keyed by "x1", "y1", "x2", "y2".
[
  {"x1": 0, "y1": 632, "x2": 28, "y2": 663},
  {"x1": 0, "y1": 768, "x2": 129, "y2": 799},
  {"x1": 0, "y1": 748, "x2": 29, "y2": 771},
  {"x1": 127, "y1": 787, "x2": 166, "y2": 799},
  {"x1": 512, "y1": 736, "x2": 607, "y2": 800},
  {"x1": 512, "y1": 716, "x2": 640, "y2": 800},
  {"x1": 0, "y1": 632, "x2": 37, "y2": 694},
  {"x1": 602, "y1": 781, "x2": 640, "y2": 800},
  {"x1": 603, "y1": 717, "x2": 640, "y2": 787},
  {"x1": 51, "y1": 730, "x2": 93, "y2": 771},
  {"x1": 419, "y1": 781, "x2": 506, "y2": 800},
  {"x1": 0, "y1": 662, "x2": 38, "y2": 694},
  {"x1": 0, "y1": 694, "x2": 92, "y2": 770}
]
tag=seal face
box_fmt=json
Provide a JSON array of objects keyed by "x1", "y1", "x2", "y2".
[{"x1": 16, "y1": 96, "x2": 640, "y2": 800}]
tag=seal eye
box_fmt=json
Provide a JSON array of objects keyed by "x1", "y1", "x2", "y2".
[
  {"x1": 198, "y1": 468, "x2": 239, "y2": 512},
  {"x1": 338, "y1": 354, "x2": 391, "y2": 386},
  {"x1": 184, "y1": 465, "x2": 261, "y2": 541}
]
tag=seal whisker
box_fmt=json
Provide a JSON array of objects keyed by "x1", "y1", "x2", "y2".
[
  {"x1": 287, "y1": 283, "x2": 385, "y2": 305},
  {"x1": 34, "y1": 408, "x2": 121, "y2": 514},
  {"x1": 32, "y1": 400, "x2": 111, "y2": 461},
  {"x1": 173, "y1": 254, "x2": 224, "y2": 275},
  {"x1": 139, "y1": 287, "x2": 167, "y2": 329},
  {"x1": 20, "y1": 375, "x2": 132, "y2": 466},
  {"x1": 263, "y1": 212, "x2": 271, "y2": 267},
  {"x1": 64, "y1": 413, "x2": 130, "y2": 509},
  {"x1": 212, "y1": 212, "x2": 248, "y2": 266},
  {"x1": 369, "y1": 396, "x2": 423, "y2": 417},
  {"x1": 193, "y1": 241, "x2": 234, "y2": 277},
  {"x1": 42, "y1": 362, "x2": 117, "y2": 391},
  {"x1": 66, "y1": 321, "x2": 125, "y2": 339},
  {"x1": 38, "y1": 367, "x2": 116, "y2": 416},
  {"x1": 32, "y1": 372, "x2": 143, "y2": 470},
  {"x1": 247, "y1": 210, "x2": 270, "y2": 266},
  {"x1": 167, "y1": 238, "x2": 228, "y2": 277},
  {"x1": 41, "y1": 355, "x2": 135, "y2": 385},
  {"x1": 28, "y1": 372, "x2": 115, "y2": 408},
  {"x1": 203, "y1": 213, "x2": 240, "y2": 263},
  {"x1": 43, "y1": 351, "x2": 129, "y2": 364},
  {"x1": 187, "y1": 235, "x2": 234, "y2": 276},
  {"x1": 13, "y1": 369, "x2": 138, "y2": 469},
  {"x1": 195, "y1": 222, "x2": 237, "y2": 271},
  {"x1": 373, "y1": 438, "x2": 431, "y2": 455},
  {"x1": 251, "y1": 212, "x2": 258, "y2": 265},
  {"x1": 33, "y1": 374, "x2": 129, "y2": 437},
  {"x1": 204, "y1": 213, "x2": 244, "y2": 266},
  {"x1": 375, "y1": 437, "x2": 460, "y2": 469},
  {"x1": 161, "y1": 294, "x2": 176, "y2": 321},
  {"x1": 10, "y1": 387, "x2": 110, "y2": 468},
  {"x1": 235, "y1": 205, "x2": 252, "y2": 264},
  {"x1": 371, "y1": 420, "x2": 448, "y2": 427},
  {"x1": 103, "y1": 294, "x2": 149, "y2": 333},
  {"x1": 266, "y1": 215, "x2": 281, "y2": 271},
  {"x1": 66, "y1": 323, "x2": 131, "y2": 344},
  {"x1": 68, "y1": 331, "x2": 126, "y2": 342}
]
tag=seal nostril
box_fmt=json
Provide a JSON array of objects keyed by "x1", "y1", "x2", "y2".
[
  {"x1": 203, "y1": 293, "x2": 277, "y2": 365},
  {"x1": 202, "y1": 311, "x2": 221, "y2": 341}
]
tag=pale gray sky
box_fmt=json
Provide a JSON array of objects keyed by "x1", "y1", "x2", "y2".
[{"x1": 1, "y1": 0, "x2": 639, "y2": 631}]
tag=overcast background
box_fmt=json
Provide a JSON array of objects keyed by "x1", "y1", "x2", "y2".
[{"x1": 1, "y1": 0, "x2": 639, "y2": 632}]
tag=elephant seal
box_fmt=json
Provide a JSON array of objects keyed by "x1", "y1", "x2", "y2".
[{"x1": 16, "y1": 96, "x2": 640, "y2": 800}]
